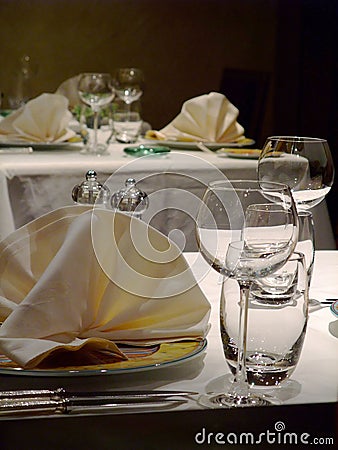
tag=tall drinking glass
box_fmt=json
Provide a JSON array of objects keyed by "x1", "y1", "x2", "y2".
[
  {"x1": 196, "y1": 180, "x2": 298, "y2": 407},
  {"x1": 224, "y1": 252, "x2": 309, "y2": 386}
]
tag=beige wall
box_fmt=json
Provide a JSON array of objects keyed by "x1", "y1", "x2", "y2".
[{"x1": 0, "y1": 0, "x2": 277, "y2": 130}]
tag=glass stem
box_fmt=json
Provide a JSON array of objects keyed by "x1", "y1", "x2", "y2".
[
  {"x1": 126, "y1": 101, "x2": 131, "y2": 121},
  {"x1": 231, "y1": 282, "x2": 250, "y2": 397},
  {"x1": 92, "y1": 108, "x2": 100, "y2": 152}
]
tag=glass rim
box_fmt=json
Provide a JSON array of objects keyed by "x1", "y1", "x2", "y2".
[
  {"x1": 265, "y1": 136, "x2": 327, "y2": 144},
  {"x1": 207, "y1": 179, "x2": 292, "y2": 192}
]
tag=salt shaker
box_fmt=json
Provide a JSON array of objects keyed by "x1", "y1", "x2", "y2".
[
  {"x1": 110, "y1": 178, "x2": 148, "y2": 219},
  {"x1": 72, "y1": 170, "x2": 110, "y2": 206}
]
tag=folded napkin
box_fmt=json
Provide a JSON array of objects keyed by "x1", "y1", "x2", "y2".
[
  {"x1": 0, "y1": 93, "x2": 76, "y2": 143},
  {"x1": 0, "y1": 206, "x2": 210, "y2": 369},
  {"x1": 146, "y1": 92, "x2": 245, "y2": 143}
]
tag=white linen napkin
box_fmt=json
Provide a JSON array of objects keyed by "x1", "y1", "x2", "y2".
[
  {"x1": 0, "y1": 206, "x2": 210, "y2": 369},
  {"x1": 0, "y1": 93, "x2": 76, "y2": 143},
  {"x1": 146, "y1": 92, "x2": 245, "y2": 143}
]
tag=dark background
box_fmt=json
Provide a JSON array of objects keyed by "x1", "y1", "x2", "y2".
[{"x1": 0, "y1": 0, "x2": 337, "y2": 245}]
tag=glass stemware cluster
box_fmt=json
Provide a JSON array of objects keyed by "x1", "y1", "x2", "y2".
[
  {"x1": 77, "y1": 68, "x2": 145, "y2": 152},
  {"x1": 196, "y1": 180, "x2": 298, "y2": 408}
]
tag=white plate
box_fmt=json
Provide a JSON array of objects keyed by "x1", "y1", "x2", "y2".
[
  {"x1": 0, "y1": 140, "x2": 83, "y2": 151},
  {"x1": 0, "y1": 340, "x2": 206, "y2": 377},
  {"x1": 143, "y1": 138, "x2": 255, "y2": 150},
  {"x1": 216, "y1": 148, "x2": 262, "y2": 159}
]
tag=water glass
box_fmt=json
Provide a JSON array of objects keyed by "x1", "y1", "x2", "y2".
[
  {"x1": 221, "y1": 252, "x2": 308, "y2": 386},
  {"x1": 112, "y1": 101, "x2": 142, "y2": 143}
]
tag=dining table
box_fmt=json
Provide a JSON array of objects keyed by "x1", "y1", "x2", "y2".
[
  {"x1": 0, "y1": 133, "x2": 335, "y2": 251},
  {"x1": 0, "y1": 250, "x2": 337, "y2": 449}
]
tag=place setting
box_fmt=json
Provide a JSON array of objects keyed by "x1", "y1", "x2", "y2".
[
  {"x1": 144, "y1": 91, "x2": 255, "y2": 151},
  {"x1": 0, "y1": 205, "x2": 211, "y2": 381},
  {"x1": 0, "y1": 92, "x2": 84, "y2": 152}
]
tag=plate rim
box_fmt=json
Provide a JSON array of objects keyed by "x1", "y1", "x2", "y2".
[
  {"x1": 216, "y1": 148, "x2": 261, "y2": 159},
  {"x1": 143, "y1": 138, "x2": 255, "y2": 150},
  {"x1": 0, "y1": 339, "x2": 207, "y2": 377},
  {"x1": 0, "y1": 140, "x2": 83, "y2": 150}
]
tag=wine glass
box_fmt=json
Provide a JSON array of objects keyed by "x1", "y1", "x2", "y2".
[
  {"x1": 113, "y1": 68, "x2": 144, "y2": 108},
  {"x1": 78, "y1": 73, "x2": 115, "y2": 155},
  {"x1": 258, "y1": 136, "x2": 334, "y2": 304},
  {"x1": 257, "y1": 136, "x2": 335, "y2": 211},
  {"x1": 196, "y1": 180, "x2": 298, "y2": 407}
]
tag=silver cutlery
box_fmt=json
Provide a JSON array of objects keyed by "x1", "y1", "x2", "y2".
[
  {"x1": 0, "y1": 147, "x2": 33, "y2": 154},
  {"x1": 0, "y1": 388, "x2": 197, "y2": 416}
]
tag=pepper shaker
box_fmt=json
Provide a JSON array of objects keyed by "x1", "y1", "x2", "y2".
[
  {"x1": 72, "y1": 170, "x2": 110, "y2": 206},
  {"x1": 110, "y1": 178, "x2": 148, "y2": 219}
]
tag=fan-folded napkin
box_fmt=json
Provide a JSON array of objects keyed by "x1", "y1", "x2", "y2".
[
  {"x1": 0, "y1": 206, "x2": 210, "y2": 369},
  {"x1": 146, "y1": 92, "x2": 245, "y2": 143},
  {"x1": 0, "y1": 93, "x2": 76, "y2": 143}
]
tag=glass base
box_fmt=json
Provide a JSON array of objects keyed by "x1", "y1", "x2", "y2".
[
  {"x1": 198, "y1": 391, "x2": 280, "y2": 409},
  {"x1": 80, "y1": 143, "x2": 108, "y2": 156}
]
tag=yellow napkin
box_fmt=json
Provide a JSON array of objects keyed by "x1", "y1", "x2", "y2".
[
  {"x1": 0, "y1": 93, "x2": 76, "y2": 143},
  {"x1": 0, "y1": 206, "x2": 210, "y2": 369},
  {"x1": 146, "y1": 92, "x2": 245, "y2": 143}
]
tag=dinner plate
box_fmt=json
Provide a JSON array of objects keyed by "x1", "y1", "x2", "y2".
[
  {"x1": 0, "y1": 140, "x2": 83, "y2": 151},
  {"x1": 143, "y1": 138, "x2": 255, "y2": 150},
  {"x1": 216, "y1": 148, "x2": 262, "y2": 159},
  {"x1": 0, "y1": 339, "x2": 206, "y2": 377}
]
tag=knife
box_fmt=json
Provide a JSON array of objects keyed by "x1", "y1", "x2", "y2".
[
  {"x1": 0, "y1": 388, "x2": 197, "y2": 416},
  {"x1": 0, "y1": 147, "x2": 33, "y2": 154}
]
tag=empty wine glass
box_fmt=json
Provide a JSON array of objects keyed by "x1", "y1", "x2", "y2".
[
  {"x1": 196, "y1": 180, "x2": 298, "y2": 407},
  {"x1": 258, "y1": 136, "x2": 334, "y2": 301},
  {"x1": 113, "y1": 68, "x2": 144, "y2": 107},
  {"x1": 78, "y1": 73, "x2": 114, "y2": 155},
  {"x1": 257, "y1": 136, "x2": 335, "y2": 211}
]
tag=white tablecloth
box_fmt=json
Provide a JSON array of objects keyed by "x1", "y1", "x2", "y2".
[
  {"x1": 0, "y1": 251, "x2": 337, "y2": 410},
  {"x1": 0, "y1": 138, "x2": 335, "y2": 250}
]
